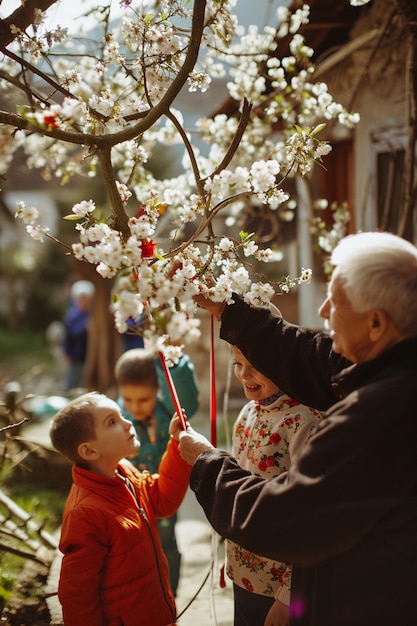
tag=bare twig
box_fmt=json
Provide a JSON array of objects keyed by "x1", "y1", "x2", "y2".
[
  {"x1": 0, "y1": 489, "x2": 58, "y2": 550},
  {"x1": 0, "y1": 0, "x2": 58, "y2": 48},
  {"x1": 0, "y1": 417, "x2": 28, "y2": 433}
]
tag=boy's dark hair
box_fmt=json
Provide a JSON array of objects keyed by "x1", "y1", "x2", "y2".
[
  {"x1": 50, "y1": 392, "x2": 103, "y2": 465},
  {"x1": 115, "y1": 348, "x2": 158, "y2": 388}
]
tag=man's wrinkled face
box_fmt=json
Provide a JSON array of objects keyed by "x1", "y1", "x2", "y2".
[{"x1": 319, "y1": 273, "x2": 373, "y2": 363}]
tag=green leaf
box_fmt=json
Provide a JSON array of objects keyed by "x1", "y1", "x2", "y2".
[
  {"x1": 239, "y1": 231, "x2": 254, "y2": 242},
  {"x1": 63, "y1": 214, "x2": 83, "y2": 221},
  {"x1": 311, "y1": 123, "x2": 326, "y2": 136},
  {"x1": 15, "y1": 104, "x2": 37, "y2": 125}
]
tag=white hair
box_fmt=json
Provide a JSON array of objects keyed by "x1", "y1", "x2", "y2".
[
  {"x1": 330, "y1": 231, "x2": 417, "y2": 338},
  {"x1": 71, "y1": 280, "x2": 95, "y2": 299}
]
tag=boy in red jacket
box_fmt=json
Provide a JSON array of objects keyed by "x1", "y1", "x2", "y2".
[{"x1": 50, "y1": 391, "x2": 189, "y2": 626}]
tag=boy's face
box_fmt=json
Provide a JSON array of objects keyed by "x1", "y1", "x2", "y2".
[
  {"x1": 88, "y1": 396, "x2": 140, "y2": 463},
  {"x1": 119, "y1": 383, "x2": 158, "y2": 422},
  {"x1": 231, "y1": 345, "x2": 279, "y2": 402}
]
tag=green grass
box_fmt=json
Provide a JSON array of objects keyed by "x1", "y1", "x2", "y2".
[
  {"x1": 0, "y1": 569, "x2": 14, "y2": 613},
  {"x1": 0, "y1": 327, "x2": 50, "y2": 358},
  {"x1": 0, "y1": 327, "x2": 49, "y2": 361},
  {"x1": 7, "y1": 484, "x2": 66, "y2": 532},
  {"x1": 0, "y1": 328, "x2": 54, "y2": 380}
]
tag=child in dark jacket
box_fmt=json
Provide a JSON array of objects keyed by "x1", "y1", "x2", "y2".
[
  {"x1": 50, "y1": 391, "x2": 190, "y2": 626},
  {"x1": 115, "y1": 347, "x2": 199, "y2": 594}
]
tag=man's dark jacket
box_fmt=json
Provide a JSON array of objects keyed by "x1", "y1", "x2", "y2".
[{"x1": 190, "y1": 295, "x2": 417, "y2": 626}]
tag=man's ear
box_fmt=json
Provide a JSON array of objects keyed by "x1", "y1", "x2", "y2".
[
  {"x1": 78, "y1": 442, "x2": 100, "y2": 462},
  {"x1": 369, "y1": 310, "x2": 389, "y2": 340}
]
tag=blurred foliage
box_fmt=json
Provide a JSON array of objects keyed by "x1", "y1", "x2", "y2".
[
  {"x1": 0, "y1": 328, "x2": 54, "y2": 384},
  {"x1": 0, "y1": 328, "x2": 51, "y2": 360},
  {"x1": 25, "y1": 240, "x2": 70, "y2": 330},
  {"x1": 5, "y1": 483, "x2": 66, "y2": 533}
]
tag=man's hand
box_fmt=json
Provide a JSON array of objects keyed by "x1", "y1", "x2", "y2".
[
  {"x1": 194, "y1": 293, "x2": 226, "y2": 321},
  {"x1": 178, "y1": 426, "x2": 214, "y2": 465}
]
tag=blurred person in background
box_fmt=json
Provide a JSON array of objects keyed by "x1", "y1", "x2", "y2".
[{"x1": 63, "y1": 280, "x2": 95, "y2": 391}]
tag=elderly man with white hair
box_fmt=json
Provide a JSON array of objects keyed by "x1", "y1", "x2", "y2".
[{"x1": 179, "y1": 231, "x2": 417, "y2": 626}]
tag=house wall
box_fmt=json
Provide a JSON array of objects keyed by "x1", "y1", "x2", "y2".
[{"x1": 321, "y1": 0, "x2": 408, "y2": 234}]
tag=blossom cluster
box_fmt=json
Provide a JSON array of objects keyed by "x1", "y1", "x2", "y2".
[
  {"x1": 4, "y1": 0, "x2": 364, "y2": 352},
  {"x1": 311, "y1": 200, "x2": 351, "y2": 278},
  {"x1": 15, "y1": 183, "x2": 312, "y2": 350},
  {"x1": 6, "y1": 1, "x2": 359, "y2": 185}
]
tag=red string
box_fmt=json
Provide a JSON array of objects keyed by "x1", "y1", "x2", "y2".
[
  {"x1": 210, "y1": 317, "x2": 226, "y2": 589},
  {"x1": 158, "y1": 351, "x2": 187, "y2": 431},
  {"x1": 210, "y1": 314, "x2": 217, "y2": 446},
  {"x1": 219, "y1": 564, "x2": 226, "y2": 588}
]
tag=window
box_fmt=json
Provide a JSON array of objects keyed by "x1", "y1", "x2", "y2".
[
  {"x1": 369, "y1": 122, "x2": 413, "y2": 240},
  {"x1": 376, "y1": 148, "x2": 406, "y2": 233}
]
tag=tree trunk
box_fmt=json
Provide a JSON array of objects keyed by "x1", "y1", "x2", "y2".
[
  {"x1": 83, "y1": 277, "x2": 122, "y2": 395},
  {"x1": 68, "y1": 260, "x2": 122, "y2": 395}
]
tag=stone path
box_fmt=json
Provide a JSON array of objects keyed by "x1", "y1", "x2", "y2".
[{"x1": 175, "y1": 490, "x2": 234, "y2": 626}]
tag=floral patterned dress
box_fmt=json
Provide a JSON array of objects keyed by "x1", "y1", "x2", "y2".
[{"x1": 226, "y1": 393, "x2": 321, "y2": 605}]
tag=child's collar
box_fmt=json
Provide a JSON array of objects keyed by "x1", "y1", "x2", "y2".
[{"x1": 257, "y1": 391, "x2": 285, "y2": 407}]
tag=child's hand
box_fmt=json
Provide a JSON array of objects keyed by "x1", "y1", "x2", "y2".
[
  {"x1": 178, "y1": 426, "x2": 214, "y2": 465},
  {"x1": 264, "y1": 599, "x2": 289, "y2": 626},
  {"x1": 169, "y1": 412, "x2": 188, "y2": 440}
]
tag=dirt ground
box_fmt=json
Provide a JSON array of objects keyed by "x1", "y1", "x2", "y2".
[{"x1": 1, "y1": 553, "x2": 53, "y2": 625}]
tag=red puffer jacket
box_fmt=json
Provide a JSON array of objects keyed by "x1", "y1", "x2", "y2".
[{"x1": 58, "y1": 438, "x2": 190, "y2": 626}]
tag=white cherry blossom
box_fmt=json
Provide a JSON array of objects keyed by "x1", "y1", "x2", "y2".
[{"x1": 7, "y1": 0, "x2": 361, "y2": 353}]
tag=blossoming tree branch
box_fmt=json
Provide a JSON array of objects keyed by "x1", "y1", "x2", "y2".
[{"x1": 0, "y1": 0, "x2": 366, "y2": 358}]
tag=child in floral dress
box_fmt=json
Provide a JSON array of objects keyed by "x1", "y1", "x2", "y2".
[{"x1": 227, "y1": 346, "x2": 321, "y2": 626}]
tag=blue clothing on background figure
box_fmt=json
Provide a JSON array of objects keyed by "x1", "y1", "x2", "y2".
[
  {"x1": 122, "y1": 332, "x2": 144, "y2": 352},
  {"x1": 63, "y1": 280, "x2": 94, "y2": 390}
]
